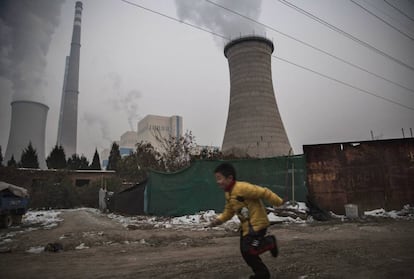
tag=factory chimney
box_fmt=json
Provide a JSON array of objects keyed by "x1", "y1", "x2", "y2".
[
  {"x1": 5, "y1": 101, "x2": 49, "y2": 169},
  {"x1": 221, "y1": 36, "x2": 291, "y2": 158},
  {"x1": 57, "y1": 1, "x2": 83, "y2": 157}
]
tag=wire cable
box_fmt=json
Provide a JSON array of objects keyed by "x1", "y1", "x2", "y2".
[
  {"x1": 276, "y1": 0, "x2": 414, "y2": 72},
  {"x1": 384, "y1": 0, "x2": 414, "y2": 22},
  {"x1": 350, "y1": 0, "x2": 414, "y2": 41},
  {"x1": 120, "y1": 0, "x2": 229, "y2": 41},
  {"x1": 120, "y1": 0, "x2": 414, "y2": 111},
  {"x1": 205, "y1": 0, "x2": 414, "y2": 94},
  {"x1": 273, "y1": 54, "x2": 414, "y2": 111}
]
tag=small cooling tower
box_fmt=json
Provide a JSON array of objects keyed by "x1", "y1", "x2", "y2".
[
  {"x1": 221, "y1": 36, "x2": 291, "y2": 158},
  {"x1": 5, "y1": 101, "x2": 49, "y2": 168}
]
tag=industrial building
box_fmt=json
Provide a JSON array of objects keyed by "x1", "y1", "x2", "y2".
[
  {"x1": 4, "y1": 2, "x2": 83, "y2": 169},
  {"x1": 136, "y1": 115, "x2": 183, "y2": 152},
  {"x1": 100, "y1": 115, "x2": 183, "y2": 168}
]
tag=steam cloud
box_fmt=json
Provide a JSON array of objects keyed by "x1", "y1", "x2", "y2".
[
  {"x1": 0, "y1": 0, "x2": 64, "y2": 102},
  {"x1": 108, "y1": 72, "x2": 141, "y2": 131},
  {"x1": 174, "y1": 0, "x2": 266, "y2": 44},
  {"x1": 112, "y1": 89, "x2": 142, "y2": 131},
  {"x1": 82, "y1": 112, "x2": 113, "y2": 147}
]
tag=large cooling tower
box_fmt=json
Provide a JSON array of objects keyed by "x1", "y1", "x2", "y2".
[
  {"x1": 221, "y1": 36, "x2": 291, "y2": 158},
  {"x1": 5, "y1": 101, "x2": 49, "y2": 168},
  {"x1": 57, "y1": 1, "x2": 82, "y2": 157}
]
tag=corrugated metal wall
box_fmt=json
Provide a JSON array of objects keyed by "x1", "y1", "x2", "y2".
[{"x1": 304, "y1": 138, "x2": 414, "y2": 214}]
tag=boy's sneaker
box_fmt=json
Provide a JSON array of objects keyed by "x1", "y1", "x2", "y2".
[{"x1": 270, "y1": 235, "x2": 278, "y2": 257}]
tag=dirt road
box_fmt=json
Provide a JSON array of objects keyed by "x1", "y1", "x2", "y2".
[{"x1": 1, "y1": 209, "x2": 414, "y2": 279}]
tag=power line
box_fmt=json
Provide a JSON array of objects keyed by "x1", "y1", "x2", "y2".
[
  {"x1": 120, "y1": 0, "x2": 229, "y2": 41},
  {"x1": 276, "y1": 0, "x2": 414, "y2": 72},
  {"x1": 120, "y1": 0, "x2": 414, "y2": 111},
  {"x1": 384, "y1": 0, "x2": 414, "y2": 22},
  {"x1": 205, "y1": 0, "x2": 414, "y2": 94},
  {"x1": 359, "y1": 0, "x2": 414, "y2": 33},
  {"x1": 350, "y1": 0, "x2": 414, "y2": 41},
  {"x1": 273, "y1": 54, "x2": 414, "y2": 111}
]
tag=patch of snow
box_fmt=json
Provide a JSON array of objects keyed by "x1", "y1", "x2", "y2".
[
  {"x1": 0, "y1": 232, "x2": 17, "y2": 244},
  {"x1": 282, "y1": 201, "x2": 308, "y2": 214},
  {"x1": 330, "y1": 212, "x2": 345, "y2": 220},
  {"x1": 268, "y1": 213, "x2": 306, "y2": 224},
  {"x1": 2, "y1": 204, "x2": 413, "y2": 249},
  {"x1": 23, "y1": 210, "x2": 63, "y2": 228},
  {"x1": 75, "y1": 243, "x2": 89, "y2": 250},
  {"x1": 171, "y1": 210, "x2": 217, "y2": 225},
  {"x1": 364, "y1": 205, "x2": 414, "y2": 219},
  {"x1": 1, "y1": 238, "x2": 12, "y2": 244},
  {"x1": 26, "y1": 246, "x2": 44, "y2": 254}
]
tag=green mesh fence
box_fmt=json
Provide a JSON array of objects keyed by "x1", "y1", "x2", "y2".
[{"x1": 146, "y1": 155, "x2": 306, "y2": 216}]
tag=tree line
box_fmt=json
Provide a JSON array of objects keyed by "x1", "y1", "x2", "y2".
[
  {"x1": 0, "y1": 131, "x2": 224, "y2": 182},
  {"x1": 107, "y1": 131, "x2": 222, "y2": 182},
  {"x1": 0, "y1": 143, "x2": 101, "y2": 170}
]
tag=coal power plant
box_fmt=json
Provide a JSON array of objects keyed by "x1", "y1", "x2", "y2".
[
  {"x1": 5, "y1": 101, "x2": 49, "y2": 169},
  {"x1": 4, "y1": 1, "x2": 83, "y2": 169},
  {"x1": 221, "y1": 36, "x2": 291, "y2": 158},
  {"x1": 57, "y1": 1, "x2": 83, "y2": 158}
]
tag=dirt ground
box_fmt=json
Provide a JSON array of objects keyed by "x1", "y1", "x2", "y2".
[{"x1": 1, "y1": 209, "x2": 414, "y2": 279}]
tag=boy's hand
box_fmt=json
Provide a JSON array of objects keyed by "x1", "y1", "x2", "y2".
[{"x1": 206, "y1": 218, "x2": 222, "y2": 228}]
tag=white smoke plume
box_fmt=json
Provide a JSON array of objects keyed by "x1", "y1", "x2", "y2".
[
  {"x1": 81, "y1": 112, "x2": 113, "y2": 147},
  {"x1": 0, "y1": 0, "x2": 64, "y2": 102},
  {"x1": 174, "y1": 0, "x2": 266, "y2": 44},
  {"x1": 107, "y1": 72, "x2": 141, "y2": 131},
  {"x1": 123, "y1": 89, "x2": 142, "y2": 131}
]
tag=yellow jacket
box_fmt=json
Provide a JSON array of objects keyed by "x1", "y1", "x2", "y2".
[{"x1": 217, "y1": 181, "x2": 283, "y2": 236}]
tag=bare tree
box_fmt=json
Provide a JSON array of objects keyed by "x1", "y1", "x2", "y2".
[
  {"x1": 152, "y1": 129, "x2": 196, "y2": 172},
  {"x1": 118, "y1": 141, "x2": 164, "y2": 183}
]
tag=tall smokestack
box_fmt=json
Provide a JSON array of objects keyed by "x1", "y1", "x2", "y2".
[
  {"x1": 5, "y1": 101, "x2": 49, "y2": 168},
  {"x1": 221, "y1": 36, "x2": 291, "y2": 158},
  {"x1": 57, "y1": 56, "x2": 70, "y2": 147},
  {"x1": 57, "y1": 1, "x2": 83, "y2": 157}
]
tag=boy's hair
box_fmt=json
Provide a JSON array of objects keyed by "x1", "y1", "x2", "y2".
[{"x1": 214, "y1": 163, "x2": 237, "y2": 180}]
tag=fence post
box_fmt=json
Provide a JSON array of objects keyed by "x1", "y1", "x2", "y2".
[{"x1": 291, "y1": 161, "x2": 295, "y2": 202}]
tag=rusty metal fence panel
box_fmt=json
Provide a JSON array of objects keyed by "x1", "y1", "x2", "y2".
[{"x1": 304, "y1": 138, "x2": 414, "y2": 214}]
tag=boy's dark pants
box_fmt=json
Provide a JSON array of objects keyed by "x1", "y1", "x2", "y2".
[{"x1": 240, "y1": 229, "x2": 270, "y2": 279}]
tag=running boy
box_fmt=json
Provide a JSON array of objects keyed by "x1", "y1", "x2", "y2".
[{"x1": 208, "y1": 163, "x2": 284, "y2": 279}]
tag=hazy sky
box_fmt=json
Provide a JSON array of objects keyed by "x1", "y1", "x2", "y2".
[{"x1": 1, "y1": 0, "x2": 413, "y2": 161}]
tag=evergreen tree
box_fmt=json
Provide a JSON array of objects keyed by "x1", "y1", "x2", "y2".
[
  {"x1": 107, "y1": 142, "x2": 121, "y2": 171},
  {"x1": 46, "y1": 145, "x2": 67, "y2": 169},
  {"x1": 79, "y1": 155, "x2": 90, "y2": 170},
  {"x1": 67, "y1": 154, "x2": 80, "y2": 170},
  {"x1": 0, "y1": 146, "x2": 3, "y2": 166},
  {"x1": 67, "y1": 154, "x2": 90, "y2": 170},
  {"x1": 19, "y1": 142, "x2": 39, "y2": 168},
  {"x1": 89, "y1": 148, "x2": 101, "y2": 170},
  {"x1": 7, "y1": 155, "x2": 17, "y2": 167}
]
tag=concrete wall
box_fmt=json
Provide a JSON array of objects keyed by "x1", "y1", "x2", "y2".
[{"x1": 0, "y1": 167, "x2": 116, "y2": 189}]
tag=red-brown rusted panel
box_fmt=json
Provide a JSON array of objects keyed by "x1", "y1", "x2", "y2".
[{"x1": 304, "y1": 138, "x2": 414, "y2": 214}]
